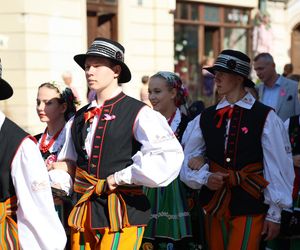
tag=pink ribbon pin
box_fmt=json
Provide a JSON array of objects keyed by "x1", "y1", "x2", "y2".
[
  {"x1": 103, "y1": 114, "x2": 116, "y2": 121},
  {"x1": 241, "y1": 127, "x2": 248, "y2": 134},
  {"x1": 280, "y1": 88, "x2": 286, "y2": 97}
]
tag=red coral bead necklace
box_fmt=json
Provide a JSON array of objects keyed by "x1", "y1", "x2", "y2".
[{"x1": 39, "y1": 127, "x2": 63, "y2": 153}]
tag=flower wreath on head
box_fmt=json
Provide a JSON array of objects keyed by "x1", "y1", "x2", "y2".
[
  {"x1": 49, "y1": 81, "x2": 80, "y2": 107},
  {"x1": 47, "y1": 81, "x2": 79, "y2": 121}
]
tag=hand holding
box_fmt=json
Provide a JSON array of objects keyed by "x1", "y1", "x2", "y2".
[
  {"x1": 207, "y1": 172, "x2": 229, "y2": 190},
  {"x1": 293, "y1": 154, "x2": 300, "y2": 168},
  {"x1": 261, "y1": 220, "x2": 280, "y2": 241},
  {"x1": 106, "y1": 174, "x2": 118, "y2": 191}
]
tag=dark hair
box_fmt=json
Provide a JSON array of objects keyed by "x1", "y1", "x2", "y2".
[
  {"x1": 38, "y1": 82, "x2": 77, "y2": 121},
  {"x1": 141, "y1": 75, "x2": 149, "y2": 84}
]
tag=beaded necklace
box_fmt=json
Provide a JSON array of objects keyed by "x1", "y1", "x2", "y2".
[{"x1": 39, "y1": 127, "x2": 63, "y2": 153}]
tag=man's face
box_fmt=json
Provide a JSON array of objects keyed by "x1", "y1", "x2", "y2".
[
  {"x1": 253, "y1": 58, "x2": 275, "y2": 84},
  {"x1": 214, "y1": 71, "x2": 241, "y2": 97},
  {"x1": 84, "y1": 56, "x2": 120, "y2": 92}
]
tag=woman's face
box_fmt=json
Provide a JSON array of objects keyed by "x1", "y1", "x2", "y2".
[
  {"x1": 36, "y1": 86, "x2": 66, "y2": 123},
  {"x1": 148, "y1": 76, "x2": 176, "y2": 116}
]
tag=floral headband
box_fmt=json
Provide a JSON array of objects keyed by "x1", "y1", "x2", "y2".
[
  {"x1": 40, "y1": 81, "x2": 78, "y2": 120},
  {"x1": 47, "y1": 81, "x2": 79, "y2": 105},
  {"x1": 152, "y1": 71, "x2": 188, "y2": 107}
]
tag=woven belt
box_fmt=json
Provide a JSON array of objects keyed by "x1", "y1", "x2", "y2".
[
  {"x1": 203, "y1": 161, "x2": 269, "y2": 218},
  {"x1": 68, "y1": 167, "x2": 143, "y2": 232},
  {"x1": 0, "y1": 196, "x2": 19, "y2": 249}
]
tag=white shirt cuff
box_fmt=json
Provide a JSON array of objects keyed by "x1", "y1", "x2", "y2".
[{"x1": 266, "y1": 205, "x2": 282, "y2": 223}]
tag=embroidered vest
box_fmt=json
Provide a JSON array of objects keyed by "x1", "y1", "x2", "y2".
[
  {"x1": 0, "y1": 118, "x2": 29, "y2": 201},
  {"x1": 289, "y1": 115, "x2": 300, "y2": 155},
  {"x1": 71, "y1": 92, "x2": 151, "y2": 229},
  {"x1": 199, "y1": 101, "x2": 271, "y2": 216}
]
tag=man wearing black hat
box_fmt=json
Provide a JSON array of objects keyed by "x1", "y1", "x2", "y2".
[
  {"x1": 0, "y1": 59, "x2": 66, "y2": 249},
  {"x1": 180, "y1": 50, "x2": 294, "y2": 250},
  {"x1": 59, "y1": 38, "x2": 184, "y2": 249}
]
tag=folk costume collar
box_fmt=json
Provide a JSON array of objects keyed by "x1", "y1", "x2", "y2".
[
  {"x1": 216, "y1": 92, "x2": 256, "y2": 111},
  {"x1": 169, "y1": 108, "x2": 181, "y2": 132},
  {"x1": 84, "y1": 89, "x2": 124, "y2": 123}
]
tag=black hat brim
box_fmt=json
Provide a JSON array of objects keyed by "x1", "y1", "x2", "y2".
[
  {"x1": 204, "y1": 65, "x2": 255, "y2": 88},
  {"x1": 0, "y1": 78, "x2": 13, "y2": 100},
  {"x1": 74, "y1": 53, "x2": 131, "y2": 83}
]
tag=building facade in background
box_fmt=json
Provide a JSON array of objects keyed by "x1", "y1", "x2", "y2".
[{"x1": 0, "y1": 0, "x2": 299, "y2": 133}]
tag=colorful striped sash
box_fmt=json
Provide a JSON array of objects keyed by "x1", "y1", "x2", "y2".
[
  {"x1": 203, "y1": 161, "x2": 269, "y2": 218},
  {"x1": 68, "y1": 167, "x2": 143, "y2": 233},
  {"x1": 0, "y1": 196, "x2": 19, "y2": 250}
]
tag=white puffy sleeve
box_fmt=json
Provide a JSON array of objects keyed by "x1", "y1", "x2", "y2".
[
  {"x1": 11, "y1": 137, "x2": 66, "y2": 250},
  {"x1": 179, "y1": 114, "x2": 211, "y2": 189},
  {"x1": 262, "y1": 110, "x2": 295, "y2": 223},
  {"x1": 114, "y1": 106, "x2": 184, "y2": 187}
]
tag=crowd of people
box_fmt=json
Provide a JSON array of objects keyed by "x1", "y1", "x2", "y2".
[{"x1": 0, "y1": 37, "x2": 300, "y2": 250}]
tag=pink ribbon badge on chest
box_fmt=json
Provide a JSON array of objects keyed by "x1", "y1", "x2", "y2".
[
  {"x1": 102, "y1": 114, "x2": 116, "y2": 121},
  {"x1": 280, "y1": 88, "x2": 286, "y2": 97},
  {"x1": 241, "y1": 127, "x2": 249, "y2": 134}
]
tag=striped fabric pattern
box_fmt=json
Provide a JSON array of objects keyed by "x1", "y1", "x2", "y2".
[
  {"x1": 203, "y1": 161, "x2": 269, "y2": 218},
  {"x1": 214, "y1": 54, "x2": 251, "y2": 77},
  {"x1": 68, "y1": 167, "x2": 135, "y2": 232},
  {"x1": 205, "y1": 213, "x2": 264, "y2": 250},
  {"x1": 0, "y1": 196, "x2": 19, "y2": 250},
  {"x1": 71, "y1": 225, "x2": 144, "y2": 250}
]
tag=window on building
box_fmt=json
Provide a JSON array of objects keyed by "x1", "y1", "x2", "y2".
[{"x1": 174, "y1": 1, "x2": 252, "y2": 105}]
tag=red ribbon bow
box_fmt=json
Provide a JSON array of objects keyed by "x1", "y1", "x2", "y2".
[
  {"x1": 215, "y1": 106, "x2": 233, "y2": 128},
  {"x1": 84, "y1": 107, "x2": 102, "y2": 122}
]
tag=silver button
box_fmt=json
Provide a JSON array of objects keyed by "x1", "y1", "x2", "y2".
[{"x1": 226, "y1": 157, "x2": 231, "y2": 162}]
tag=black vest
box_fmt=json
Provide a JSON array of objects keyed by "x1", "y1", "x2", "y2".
[
  {"x1": 71, "y1": 92, "x2": 151, "y2": 229},
  {"x1": 199, "y1": 101, "x2": 271, "y2": 216},
  {"x1": 289, "y1": 115, "x2": 300, "y2": 155},
  {"x1": 0, "y1": 118, "x2": 29, "y2": 202},
  {"x1": 175, "y1": 113, "x2": 190, "y2": 143}
]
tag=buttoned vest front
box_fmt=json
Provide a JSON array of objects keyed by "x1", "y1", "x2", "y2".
[
  {"x1": 71, "y1": 92, "x2": 151, "y2": 229},
  {"x1": 199, "y1": 101, "x2": 271, "y2": 216}
]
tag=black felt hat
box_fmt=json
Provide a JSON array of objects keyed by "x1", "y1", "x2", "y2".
[
  {"x1": 204, "y1": 49, "x2": 255, "y2": 88},
  {"x1": 0, "y1": 59, "x2": 13, "y2": 100},
  {"x1": 74, "y1": 37, "x2": 131, "y2": 83}
]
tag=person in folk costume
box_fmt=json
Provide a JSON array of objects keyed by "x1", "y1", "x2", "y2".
[
  {"x1": 180, "y1": 49, "x2": 295, "y2": 250},
  {"x1": 35, "y1": 81, "x2": 77, "y2": 247},
  {"x1": 0, "y1": 59, "x2": 66, "y2": 249},
  {"x1": 140, "y1": 71, "x2": 193, "y2": 250},
  {"x1": 58, "y1": 37, "x2": 184, "y2": 249},
  {"x1": 280, "y1": 116, "x2": 300, "y2": 250}
]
